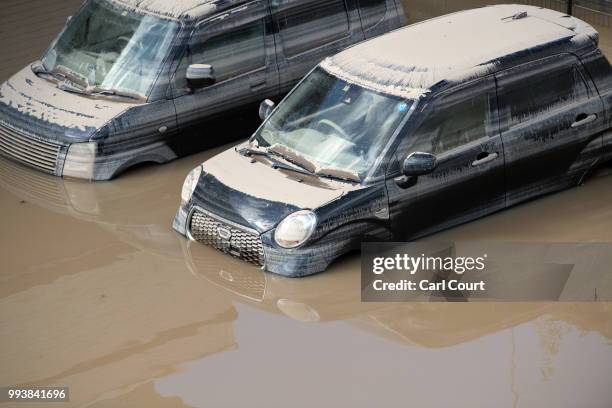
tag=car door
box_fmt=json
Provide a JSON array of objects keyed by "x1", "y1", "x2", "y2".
[
  {"x1": 495, "y1": 54, "x2": 605, "y2": 206},
  {"x1": 271, "y1": 0, "x2": 364, "y2": 94},
  {"x1": 386, "y1": 76, "x2": 505, "y2": 238},
  {"x1": 171, "y1": 1, "x2": 278, "y2": 154}
]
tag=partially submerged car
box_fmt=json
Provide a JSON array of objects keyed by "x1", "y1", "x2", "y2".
[
  {"x1": 174, "y1": 5, "x2": 612, "y2": 277},
  {"x1": 0, "y1": 0, "x2": 405, "y2": 180}
]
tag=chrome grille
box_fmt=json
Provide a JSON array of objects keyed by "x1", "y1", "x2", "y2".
[
  {"x1": 189, "y1": 209, "x2": 265, "y2": 266},
  {"x1": 0, "y1": 121, "x2": 60, "y2": 174}
]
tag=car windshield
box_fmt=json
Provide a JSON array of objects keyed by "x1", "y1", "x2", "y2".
[
  {"x1": 254, "y1": 68, "x2": 411, "y2": 181},
  {"x1": 42, "y1": 0, "x2": 179, "y2": 98}
]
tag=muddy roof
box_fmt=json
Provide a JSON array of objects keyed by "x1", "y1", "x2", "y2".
[
  {"x1": 320, "y1": 4, "x2": 598, "y2": 100},
  {"x1": 111, "y1": 0, "x2": 222, "y2": 20}
]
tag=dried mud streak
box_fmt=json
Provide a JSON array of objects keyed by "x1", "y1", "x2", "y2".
[
  {"x1": 323, "y1": 5, "x2": 592, "y2": 99},
  {"x1": 400, "y1": 0, "x2": 612, "y2": 59}
]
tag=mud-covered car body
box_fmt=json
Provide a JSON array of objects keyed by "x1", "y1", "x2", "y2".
[
  {"x1": 174, "y1": 5, "x2": 612, "y2": 277},
  {"x1": 0, "y1": 0, "x2": 405, "y2": 180}
]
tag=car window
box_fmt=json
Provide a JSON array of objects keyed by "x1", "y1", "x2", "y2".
[
  {"x1": 498, "y1": 62, "x2": 590, "y2": 128},
  {"x1": 175, "y1": 19, "x2": 265, "y2": 88},
  {"x1": 42, "y1": 0, "x2": 179, "y2": 97},
  {"x1": 411, "y1": 88, "x2": 491, "y2": 155},
  {"x1": 357, "y1": 0, "x2": 387, "y2": 30},
  {"x1": 255, "y1": 68, "x2": 410, "y2": 178},
  {"x1": 277, "y1": 0, "x2": 350, "y2": 58}
]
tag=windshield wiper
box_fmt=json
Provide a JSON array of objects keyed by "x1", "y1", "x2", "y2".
[
  {"x1": 31, "y1": 62, "x2": 88, "y2": 94},
  {"x1": 56, "y1": 83, "x2": 143, "y2": 101},
  {"x1": 90, "y1": 88, "x2": 144, "y2": 102},
  {"x1": 54, "y1": 66, "x2": 90, "y2": 88},
  {"x1": 240, "y1": 144, "x2": 360, "y2": 182},
  {"x1": 57, "y1": 80, "x2": 88, "y2": 95},
  {"x1": 238, "y1": 146, "x2": 272, "y2": 158},
  {"x1": 268, "y1": 144, "x2": 318, "y2": 174},
  {"x1": 270, "y1": 161, "x2": 318, "y2": 177},
  {"x1": 241, "y1": 144, "x2": 361, "y2": 182},
  {"x1": 238, "y1": 146, "x2": 317, "y2": 177},
  {"x1": 315, "y1": 167, "x2": 361, "y2": 183},
  {"x1": 32, "y1": 62, "x2": 73, "y2": 85}
]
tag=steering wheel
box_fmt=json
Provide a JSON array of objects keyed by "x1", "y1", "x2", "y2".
[{"x1": 316, "y1": 119, "x2": 348, "y2": 139}]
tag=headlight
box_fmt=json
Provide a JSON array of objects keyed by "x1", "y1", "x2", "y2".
[
  {"x1": 274, "y1": 210, "x2": 317, "y2": 248},
  {"x1": 62, "y1": 142, "x2": 97, "y2": 180},
  {"x1": 181, "y1": 165, "x2": 203, "y2": 205}
]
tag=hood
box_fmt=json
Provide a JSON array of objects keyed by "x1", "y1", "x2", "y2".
[
  {"x1": 191, "y1": 145, "x2": 360, "y2": 233},
  {"x1": 0, "y1": 65, "x2": 138, "y2": 143}
]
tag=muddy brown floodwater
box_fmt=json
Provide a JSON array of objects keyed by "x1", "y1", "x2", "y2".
[{"x1": 1, "y1": 1, "x2": 612, "y2": 407}]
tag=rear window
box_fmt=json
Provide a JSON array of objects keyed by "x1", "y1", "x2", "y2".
[{"x1": 497, "y1": 59, "x2": 590, "y2": 127}]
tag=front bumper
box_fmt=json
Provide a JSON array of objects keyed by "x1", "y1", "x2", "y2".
[
  {"x1": 173, "y1": 203, "x2": 358, "y2": 278},
  {"x1": 0, "y1": 120, "x2": 177, "y2": 180}
]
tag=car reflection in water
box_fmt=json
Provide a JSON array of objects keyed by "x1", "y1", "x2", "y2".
[
  {"x1": 0, "y1": 113, "x2": 264, "y2": 258},
  {"x1": 183, "y1": 238, "x2": 612, "y2": 345},
  {"x1": 0, "y1": 142, "x2": 229, "y2": 260},
  {"x1": 0, "y1": 153, "x2": 241, "y2": 407}
]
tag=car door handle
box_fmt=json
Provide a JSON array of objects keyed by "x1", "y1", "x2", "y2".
[
  {"x1": 472, "y1": 152, "x2": 499, "y2": 167},
  {"x1": 571, "y1": 113, "x2": 597, "y2": 128}
]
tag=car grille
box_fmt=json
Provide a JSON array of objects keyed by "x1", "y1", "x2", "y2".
[
  {"x1": 189, "y1": 209, "x2": 265, "y2": 266},
  {"x1": 0, "y1": 121, "x2": 61, "y2": 174}
]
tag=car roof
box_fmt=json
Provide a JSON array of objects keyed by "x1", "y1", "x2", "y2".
[
  {"x1": 320, "y1": 4, "x2": 599, "y2": 100},
  {"x1": 111, "y1": 0, "x2": 245, "y2": 20}
]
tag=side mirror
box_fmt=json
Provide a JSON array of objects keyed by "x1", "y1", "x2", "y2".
[
  {"x1": 402, "y1": 152, "x2": 437, "y2": 176},
  {"x1": 395, "y1": 152, "x2": 437, "y2": 189},
  {"x1": 187, "y1": 64, "x2": 215, "y2": 89},
  {"x1": 259, "y1": 99, "x2": 275, "y2": 121}
]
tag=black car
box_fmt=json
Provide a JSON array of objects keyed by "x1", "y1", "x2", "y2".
[{"x1": 174, "y1": 5, "x2": 612, "y2": 277}]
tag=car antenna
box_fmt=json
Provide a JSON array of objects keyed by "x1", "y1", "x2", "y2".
[{"x1": 501, "y1": 11, "x2": 528, "y2": 21}]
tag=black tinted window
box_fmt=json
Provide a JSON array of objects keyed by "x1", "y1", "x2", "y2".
[
  {"x1": 177, "y1": 20, "x2": 265, "y2": 88},
  {"x1": 499, "y1": 64, "x2": 589, "y2": 127},
  {"x1": 192, "y1": 21, "x2": 265, "y2": 83},
  {"x1": 412, "y1": 90, "x2": 490, "y2": 155},
  {"x1": 277, "y1": 0, "x2": 350, "y2": 57},
  {"x1": 357, "y1": 0, "x2": 387, "y2": 29}
]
